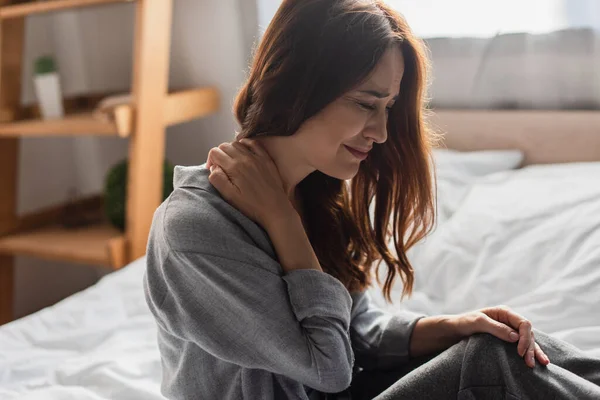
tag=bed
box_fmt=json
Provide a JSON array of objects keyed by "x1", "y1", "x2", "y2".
[{"x1": 1, "y1": 110, "x2": 599, "y2": 399}]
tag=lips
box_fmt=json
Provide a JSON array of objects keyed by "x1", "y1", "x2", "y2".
[
  {"x1": 347, "y1": 146, "x2": 371, "y2": 153},
  {"x1": 344, "y1": 145, "x2": 370, "y2": 160}
]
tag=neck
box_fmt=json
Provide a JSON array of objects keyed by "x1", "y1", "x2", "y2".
[{"x1": 255, "y1": 136, "x2": 315, "y2": 204}]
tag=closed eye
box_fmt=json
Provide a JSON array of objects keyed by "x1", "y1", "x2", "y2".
[
  {"x1": 356, "y1": 100, "x2": 395, "y2": 114},
  {"x1": 357, "y1": 101, "x2": 376, "y2": 111}
]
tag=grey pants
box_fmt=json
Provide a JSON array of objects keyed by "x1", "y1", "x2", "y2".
[{"x1": 333, "y1": 329, "x2": 600, "y2": 400}]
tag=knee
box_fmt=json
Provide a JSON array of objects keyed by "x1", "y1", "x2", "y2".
[
  {"x1": 463, "y1": 333, "x2": 526, "y2": 369},
  {"x1": 531, "y1": 328, "x2": 552, "y2": 346},
  {"x1": 467, "y1": 332, "x2": 505, "y2": 348},
  {"x1": 465, "y1": 333, "x2": 516, "y2": 358}
]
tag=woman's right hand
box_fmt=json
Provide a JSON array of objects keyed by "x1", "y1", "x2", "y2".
[{"x1": 206, "y1": 138, "x2": 294, "y2": 228}]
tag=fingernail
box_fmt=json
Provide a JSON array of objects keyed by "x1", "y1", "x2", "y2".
[
  {"x1": 210, "y1": 165, "x2": 215, "y2": 172},
  {"x1": 509, "y1": 332, "x2": 519, "y2": 341}
]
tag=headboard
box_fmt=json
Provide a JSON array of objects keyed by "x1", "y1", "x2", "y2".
[{"x1": 429, "y1": 110, "x2": 600, "y2": 166}]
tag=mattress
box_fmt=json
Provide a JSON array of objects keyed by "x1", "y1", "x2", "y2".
[
  {"x1": 2, "y1": 156, "x2": 599, "y2": 399},
  {"x1": 371, "y1": 161, "x2": 600, "y2": 358},
  {"x1": 0, "y1": 257, "x2": 163, "y2": 400}
]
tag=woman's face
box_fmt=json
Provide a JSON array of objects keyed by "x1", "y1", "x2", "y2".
[{"x1": 293, "y1": 46, "x2": 404, "y2": 180}]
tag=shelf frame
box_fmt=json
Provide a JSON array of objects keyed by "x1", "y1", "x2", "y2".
[
  {"x1": 0, "y1": 222, "x2": 126, "y2": 268},
  {"x1": 0, "y1": 0, "x2": 135, "y2": 20},
  {"x1": 0, "y1": 11, "x2": 25, "y2": 325},
  {"x1": 0, "y1": 87, "x2": 220, "y2": 137}
]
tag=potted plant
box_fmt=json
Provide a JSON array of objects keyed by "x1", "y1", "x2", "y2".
[{"x1": 33, "y1": 55, "x2": 64, "y2": 119}]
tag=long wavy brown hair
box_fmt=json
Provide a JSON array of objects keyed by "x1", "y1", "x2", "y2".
[{"x1": 234, "y1": 0, "x2": 438, "y2": 303}]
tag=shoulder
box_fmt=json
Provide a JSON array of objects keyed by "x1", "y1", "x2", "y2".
[
  {"x1": 157, "y1": 165, "x2": 275, "y2": 262},
  {"x1": 162, "y1": 185, "x2": 238, "y2": 253}
]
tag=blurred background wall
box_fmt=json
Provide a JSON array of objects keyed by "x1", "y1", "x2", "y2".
[{"x1": 14, "y1": 0, "x2": 252, "y2": 318}]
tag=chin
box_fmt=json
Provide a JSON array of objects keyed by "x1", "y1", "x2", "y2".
[{"x1": 321, "y1": 164, "x2": 360, "y2": 181}]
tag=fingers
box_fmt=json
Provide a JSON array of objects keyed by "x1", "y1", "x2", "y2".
[
  {"x1": 207, "y1": 161, "x2": 227, "y2": 189},
  {"x1": 208, "y1": 161, "x2": 241, "y2": 196},
  {"x1": 207, "y1": 138, "x2": 262, "y2": 172},
  {"x1": 535, "y1": 340, "x2": 550, "y2": 366},
  {"x1": 207, "y1": 141, "x2": 247, "y2": 173},
  {"x1": 479, "y1": 314, "x2": 520, "y2": 344},
  {"x1": 239, "y1": 138, "x2": 268, "y2": 157},
  {"x1": 485, "y1": 306, "x2": 532, "y2": 359},
  {"x1": 207, "y1": 146, "x2": 233, "y2": 172},
  {"x1": 231, "y1": 140, "x2": 255, "y2": 157},
  {"x1": 207, "y1": 139, "x2": 265, "y2": 194},
  {"x1": 481, "y1": 306, "x2": 549, "y2": 369},
  {"x1": 525, "y1": 331, "x2": 536, "y2": 368},
  {"x1": 206, "y1": 145, "x2": 238, "y2": 192},
  {"x1": 516, "y1": 319, "x2": 533, "y2": 361}
]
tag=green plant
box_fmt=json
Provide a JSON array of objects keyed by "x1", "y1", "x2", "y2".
[
  {"x1": 34, "y1": 55, "x2": 57, "y2": 75},
  {"x1": 104, "y1": 159, "x2": 175, "y2": 231}
]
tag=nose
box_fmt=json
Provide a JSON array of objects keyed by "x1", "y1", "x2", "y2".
[{"x1": 363, "y1": 111, "x2": 388, "y2": 144}]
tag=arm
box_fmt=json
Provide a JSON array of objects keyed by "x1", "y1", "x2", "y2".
[
  {"x1": 145, "y1": 250, "x2": 354, "y2": 393},
  {"x1": 409, "y1": 315, "x2": 462, "y2": 357},
  {"x1": 144, "y1": 202, "x2": 354, "y2": 393},
  {"x1": 410, "y1": 308, "x2": 550, "y2": 368},
  {"x1": 262, "y1": 204, "x2": 323, "y2": 273},
  {"x1": 267, "y1": 207, "x2": 435, "y2": 369},
  {"x1": 350, "y1": 296, "x2": 522, "y2": 365},
  {"x1": 349, "y1": 290, "x2": 426, "y2": 370}
]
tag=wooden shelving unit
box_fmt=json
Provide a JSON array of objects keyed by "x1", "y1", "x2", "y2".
[
  {"x1": 0, "y1": 223, "x2": 125, "y2": 268},
  {"x1": 0, "y1": 87, "x2": 219, "y2": 137},
  {"x1": 0, "y1": 0, "x2": 134, "y2": 19},
  {"x1": 0, "y1": 111, "x2": 120, "y2": 136},
  {"x1": 0, "y1": 0, "x2": 220, "y2": 324}
]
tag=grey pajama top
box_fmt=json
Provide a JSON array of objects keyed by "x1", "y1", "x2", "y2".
[{"x1": 143, "y1": 164, "x2": 424, "y2": 399}]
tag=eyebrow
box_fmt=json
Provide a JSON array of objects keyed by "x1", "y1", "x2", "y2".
[{"x1": 359, "y1": 89, "x2": 399, "y2": 101}]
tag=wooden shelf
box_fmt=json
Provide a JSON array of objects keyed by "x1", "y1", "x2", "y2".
[
  {"x1": 111, "y1": 86, "x2": 220, "y2": 136},
  {"x1": 0, "y1": 222, "x2": 127, "y2": 269},
  {"x1": 0, "y1": 0, "x2": 134, "y2": 19},
  {"x1": 0, "y1": 111, "x2": 120, "y2": 137},
  {"x1": 0, "y1": 86, "x2": 219, "y2": 137}
]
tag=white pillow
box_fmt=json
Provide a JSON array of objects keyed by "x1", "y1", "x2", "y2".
[
  {"x1": 367, "y1": 148, "x2": 524, "y2": 238},
  {"x1": 433, "y1": 148, "x2": 524, "y2": 181},
  {"x1": 368, "y1": 148, "x2": 524, "y2": 308},
  {"x1": 433, "y1": 149, "x2": 524, "y2": 224}
]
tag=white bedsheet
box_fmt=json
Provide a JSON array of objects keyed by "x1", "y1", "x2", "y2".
[
  {"x1": 371, "y1": 162, "x2": 600, "y2": 358},
  {"x1": 0, "y1": 257, "x2": 163, "y2": 400},
  {"x1": 1, "y1": 161, "x2": 599, "y2": 399}
]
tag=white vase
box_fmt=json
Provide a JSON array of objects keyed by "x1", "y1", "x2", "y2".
[{"x1": 34, "y1": 72, "x2": 64, "y2": 119}]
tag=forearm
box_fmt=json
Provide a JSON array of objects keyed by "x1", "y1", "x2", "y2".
[
  {"x1": 409, "y1": 315, "x2": 463, "y2": 358},
  {"x1": 263, "y1": 207, "x2": 323, "y2": 273}
]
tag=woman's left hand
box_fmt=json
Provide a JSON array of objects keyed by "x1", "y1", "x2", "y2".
[{"x1": 455, "y1": 306, "x2": 551, "y2": 368}]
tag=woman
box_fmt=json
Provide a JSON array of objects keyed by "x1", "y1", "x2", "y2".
[{"x1": 143, "y1": 0, "x2": 600, "y2": 399}]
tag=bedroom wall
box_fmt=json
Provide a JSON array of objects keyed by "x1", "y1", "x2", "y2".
[{"x1": 13, "y1": 0, "x2": 249, "y2": 319}]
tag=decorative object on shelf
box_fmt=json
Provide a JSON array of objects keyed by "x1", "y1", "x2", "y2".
[
  {"x1": 94, "y1": 93, "x2": 132, "y2": 115},
  {"x1": 33, "y1": 55, "x2": 64, "y2": 120},
  {"x1": 104, "y1": 159, "x2": 175, "y2": 231},
  {"x1": 59, "y1": 188, "x2": 104, "y2": 229}
]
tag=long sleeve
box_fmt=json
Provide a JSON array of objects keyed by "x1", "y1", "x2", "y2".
[
  {"x1": 144, "y1": 248, "x2": 355, "y2": 393},
  {"x1": 349, "y1": 289, "x2": 425, "y2": 370}
]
